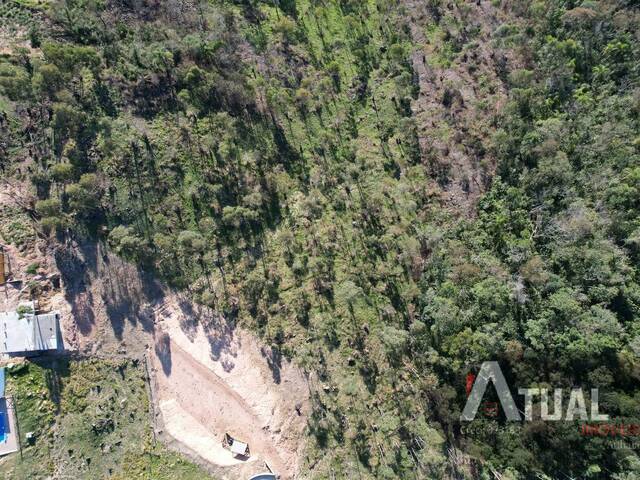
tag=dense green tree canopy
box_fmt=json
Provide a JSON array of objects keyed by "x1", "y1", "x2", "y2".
[{"x1": 1, "y1": 0, "x2": 639, "y2": 478}]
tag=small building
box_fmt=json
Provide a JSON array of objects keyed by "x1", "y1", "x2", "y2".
[
  {"x1": 0, "y1": 309, "x2": 60, "y2": 356},
  {"x1": 223, "y1": 432, "x2": 251, "y2": 458}
]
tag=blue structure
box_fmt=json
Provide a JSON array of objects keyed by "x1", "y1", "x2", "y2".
[
  {"x1": 0, "y1": 411, "x2": 5, "y2": 442},
  {"x1": 0, "y1": 366, "x2": 17, "y2": 454},
  {"x1": 0, "y1": 368, "x2": 5, "y2": 442}
]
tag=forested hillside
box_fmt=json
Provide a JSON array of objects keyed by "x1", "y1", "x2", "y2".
[{"x1": 1, "y1": 0, "x2": 639, "y2": 478}]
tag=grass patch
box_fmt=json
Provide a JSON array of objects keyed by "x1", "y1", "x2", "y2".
[
  {"x1": 0, "y1": 207, "x2": 36, "y2": 250},
  {"x1": 0, "y1": 96, "x2": 10, "y2": 114},
  {"x1": 25, "y1": 262, "x2": 39, "y2": 274},
  {"x1": 13, "y1": 0, "x2": 50, "y2": 10}
]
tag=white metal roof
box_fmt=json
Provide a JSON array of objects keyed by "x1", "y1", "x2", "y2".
[
  {"x1": 230, "y1": 440, "x2": 248, "y2": 455},
  {"x1": 0, "y1": 311, "x2": 59, "y2": 354}
]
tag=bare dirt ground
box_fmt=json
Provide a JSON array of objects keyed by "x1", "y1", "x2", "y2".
[
  {"x1": 0, "y1": 23, "x2": 42, "y2": 57},
  {"x1": 152, "y1": 300, "x2": 309, "y2": 477},
  {"x1": 151, "y1": 338, "x2": 298, "y2": 479},
  {"x1": 0, "y1": 187, "x2": 310, "y2": 479}
]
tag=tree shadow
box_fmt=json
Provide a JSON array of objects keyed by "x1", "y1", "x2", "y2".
[
  {"x1": 56, "y1": 241, "x2": 163, "y2": 341},
  {"x1": 260, "y1": 345, "x2": 282, "y2": 384},
  {"x1": 31, "y1": 357, "x2": 71, "y2": 414},
  {"x1": 55, "y1": 241, "x2": 247, "y2": 378},
  {"x1": 154, "y1": 332, "x2": 172, "y2": 376},
  {"x1": 176, "y1": 297, "x2": 199, "y2": 343},
  {"x1": 54, "y1": 314, "x2": 65, "y2": 351},
  {"x1": 55, "y1": 246, "x2": 95, "y2": 336},
  {"x1": 200, "y1": 308, "x2": 237, "y2": 373},
  {"x1": 98, "y1": 244, "x2": 160, "y2": 339}
]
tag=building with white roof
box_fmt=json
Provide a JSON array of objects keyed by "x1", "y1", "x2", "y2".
[{"x1": 0, "y1": 309, "x2": 59, "y2": 355}]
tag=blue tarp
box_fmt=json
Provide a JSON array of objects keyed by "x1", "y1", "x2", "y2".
[
  {"x1": 0, "y1": 367, "x2": 4, "y2": 398},
  {"x1": 0, "y1": 411, "x2": 5, "y2": 441}
]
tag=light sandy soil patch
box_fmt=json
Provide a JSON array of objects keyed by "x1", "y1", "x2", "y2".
[
  {"x1": 150, "y1": 300, "x2": 309, "y2": 478},
  {"x1": 158, "y1": 398, "x2": 255, "y2": 468},
  {"x1": 53, "y1": 241, "x2": 309, "y2": 478}
]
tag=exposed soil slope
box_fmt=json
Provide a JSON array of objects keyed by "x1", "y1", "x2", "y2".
[{"x1": 57, "y1": 241, "x2": 310, "y2": 479}]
